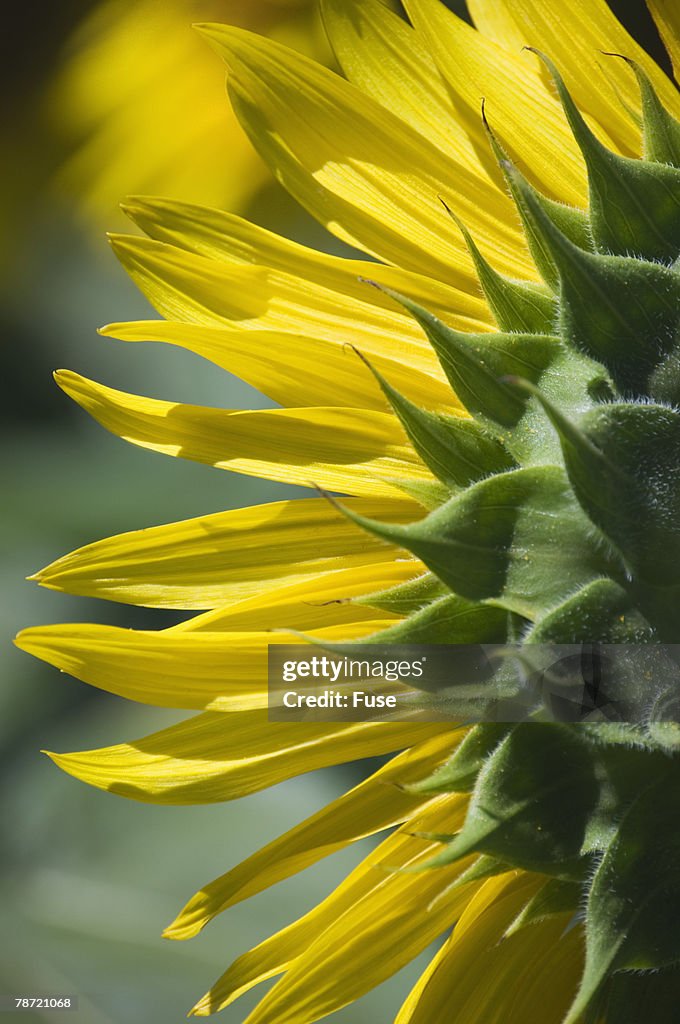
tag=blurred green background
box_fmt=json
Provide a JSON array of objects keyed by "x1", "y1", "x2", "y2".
[
  {"x1": 2, "y1": 3, "x2": 423, "y2": 1021},
  {"x1": 2, "y1": 1, "x2": 670, "y2": 1021}
]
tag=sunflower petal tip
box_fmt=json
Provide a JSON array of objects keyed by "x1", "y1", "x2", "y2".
[{"x1": 13, "y1": 630, "x2": 28, "y2": 651}]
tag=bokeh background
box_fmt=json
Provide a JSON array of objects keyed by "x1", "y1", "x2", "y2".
[{"x1": 2, "y1": 1, "x2": 669, "y2": 1021}]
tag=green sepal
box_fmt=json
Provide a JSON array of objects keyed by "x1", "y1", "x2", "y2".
[
  {"x1": 505, "y1": 163, "x2": 680, "y2": 393},
  {"x1": 362, "y1": 593, "x2": 508, "y2": 645},
  {"x1": 389, "y1": 477, "x2": 450, "y2": 509},
  {"x1": 647, "y1": 720, "x2": 680, "y2": 752},
  {"x1": 355, "y1": 573, "x2": 449, "y2": 615},
  {"x1": 593, "y1": 968, "x2": 680, "y2": 1024},
  {"x1": 504, "y1": 876, "x2": 580, "y2": 937},
  {"x1": 428, "y1": 723, "x2": 597, "y2": 877},
  {"x1": 531, "y1": 49, "x2": 680, "y2": 262},
  {"x1": 611, "y1": 54, "x2": 680, "y2": 167},
  {"x1": 564, "y1": 769, "x2": 680, "y2": 1024},
  {"x1": 527, "y1": 577, "x2": 655, "y2": 644},
  {"x1": 483, "y1": 105, "x2": 591, "y2": 289},
  {"x1": 406, "y1": 722, "x2": 512, "y2": 794},
  {"x1": 647, "y1": 347, "x2": 680, "y2": 406},
  {"x1": 338, "y1": 466, "x2": 617, "y2": 619},
  {"x1": 372, "y1": 282, "x2": 558, "y2": 427},
  {"x1": 439, "y1": 854, "x2": 507, "y2": 891},
  {"x1": 345, "y1": 595, "x2": 512, "y2": 702},
  {"x1": 446, "y1": 206, "x2": 557, "y2": 333},
  {"x1": 350, "y1": 345, "x2": 516, "y2": 488},
  {"x1": 429, "y1": 724, "x2": 670, "y2": 878},
  {"x1": 527, "y1": 393, "x2": 680, "y2": 590}
]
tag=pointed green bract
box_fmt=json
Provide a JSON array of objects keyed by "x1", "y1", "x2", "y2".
[
  {"x1": 407, "y1": 722, "x2": 511, "y2": 794},
  {"x1": 446, "y1": 207, "x2": 557, "y2": 333},
  {"x1": 504, "y1": 876, "x2": 580, "y2": 937},
  {"x1": 356, "y1": 573, "x2": 448, "y2": 614},
  {"x1": 527, "y1": 578, "x2": 655, "y2": 644},
  {"x1": 565, "y1": 773, "x2": 680, "y2": 1023},
  {"x1": 505, "y1": 163, "x2": 680, "y2": 394},
  {"x1": 350, "y1": 344, "x2": 515, "y2": 488},
  {"x1": 483, "y1": 107, "x2": 591, "y2": 288},
  {"x1": 333, "y1": 48, "x2": 680, "y2": 1024},
  {"x1": 364, "y1": 593, "x2": 507, "y2": 645},
  {"x1": 342, "y1": 465, "x2": 617, "y2": 618},
  {"x1": 607, "y1": 55, "x2": 680, "y2": 169},
  {"x1": 530, "y1": 48, "x2": 680, "y2": 262}
]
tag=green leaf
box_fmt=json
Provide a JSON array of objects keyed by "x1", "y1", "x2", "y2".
[
  {"x1": 564, "y1": 769, "x2": 680, "y2": 1023},
  {"x1": 340, "y1": 466, "x2": 617, "y2": 619},
  {"x1": 531, "y1": 49, "x2": 680, "y2": 263}
]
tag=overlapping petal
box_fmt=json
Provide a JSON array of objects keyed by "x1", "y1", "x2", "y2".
[
  {"x1": 320, "y1": 0, "x2": 487, "y2": 173},
  {"x1": 649, "y1": 0, "x2": 680, "y2": 78},
  {"x1": 468, "y1": 0, "x2": 679, "y2": 151},
  {"x1": 191, "y1": 795, "x2": 471, "y2": 1017},
  {"x1": 31, "y1": 497, "x2": 421, "y2": 609},
  {"x1": 15, "y1": 619, "x2": 394, "y2": 711},
  {"x1": 55, "y1": 370, "x2": 436, "y2": 498},
  {"x1": 46, "y1": 712, "x2": 443, "y2": 804},
  {"x1": 169, "y1": 563, "x2": 419, "y2": 633},
  {"x1": 395, "y1": 874, "x2": 582, "y2": 1024},
  {"x1": 196, "y1": 23, "x2": 534, "y2": 283},
  {"x1": 166, "y1": 732, "x2": 461, "y2": 940},
  {"x1": 403, "y1": 0, "x2": 589, "y2": 203}
]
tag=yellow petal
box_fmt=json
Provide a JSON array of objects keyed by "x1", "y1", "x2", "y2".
[
  {"x1": 171, "y1": 562, "x2": 418, "y2": 634},
  {"x1": 396, "y1": 875, "x2": 583, "y2": 1024},
  {"x1": 55, "y1": 370, "x2": 434, "y2": 498},
  {"x1": 648, "y1": 0, "x2": 680, "y2": 80},
  {"x1": 403, "y1": 0, "x2": 588, "y2": 205},
  {"x1": 121, "y1": 196, "x2": 490, "y2": 331},
  {"x1": 468, "y1": 0, "x2": 680, "y2": 152},
  {"x1": 191, "y1": 793, "x2": 471, "y2": 1017},
  {"x1": 45, "y1": 712, "x2": 445, "y2": 804},
  {"x1": 166, "y1": 732, "x2": 461, "y2": 940},
  {"x1": 31, "y1": 497, "x2": 419, "y2": 609},
  {"x1": 196, "y1": 24, "x2": 534, "y2": 282},
  {"x1": 106, "y1": 232, "x2": 485, "y2": 392},
  {"x1": 101, "y1": 320, "x2": 454, "y2": 412},
  {"x1": 15, "y1": 619, "x2": 393, "y2": 711},
  {"x1": 320, "y1": 0, "x2": 490, "y2": 175}
]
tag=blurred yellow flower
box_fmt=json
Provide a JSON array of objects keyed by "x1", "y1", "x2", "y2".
[
  {"x1": 48, "y1": 0, "x2": 326, "y2": 224},
  {"x1": 17, "y1": 0, "x2": 680, "y2": 1021}
]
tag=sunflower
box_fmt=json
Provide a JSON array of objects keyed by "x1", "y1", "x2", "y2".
[
  {"x1": 48, "y1": 0, "x2": 325, "y2": 224},
  {"x1": 17, "y1": 0, "x2": 680, "y2": 1021}
]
